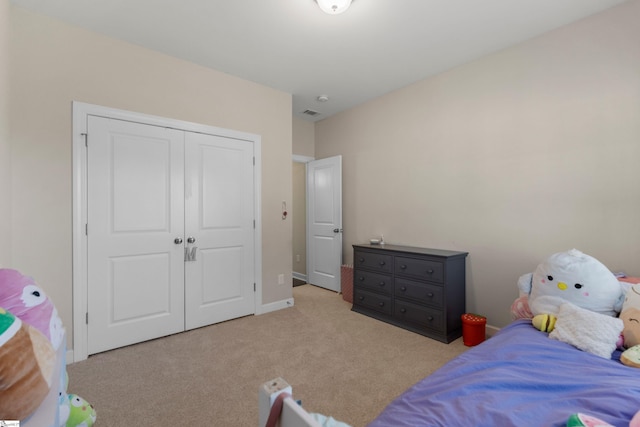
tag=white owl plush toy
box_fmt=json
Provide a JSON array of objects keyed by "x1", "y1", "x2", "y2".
[{"x1": 518, "y1": 249, "x2": 625, "y2": 318}]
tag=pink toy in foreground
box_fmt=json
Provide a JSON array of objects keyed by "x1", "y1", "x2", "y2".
[
  {"x1": 0, "y1": 268, "x2": 64, "y2": 350},
  {"x1": 568, "y1": 410, "x2": 640, "y2": 427}
]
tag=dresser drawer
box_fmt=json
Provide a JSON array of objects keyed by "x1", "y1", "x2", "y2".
[
  {"x1": 394, "y1": 278, "x2": 443, "y2": 309},
  {"x1": 354, "y1": 289, "x2": 392, "y2": 315},
  {"x1": 395, "y1": 256, "x2": 444, "y2": 283},
  {"x1": 354, "y1": 269, "x2": 392, "y2": 295},
  {"x1": 394, "y1": 300, "x2": 444, "y2": 333},
  {"x1": 354, "y1": 250, "x2": 393, "y2": 274}
]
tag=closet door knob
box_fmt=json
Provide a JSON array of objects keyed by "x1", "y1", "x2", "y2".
[
  {"x1": 187, "y1": 237, "x2": 196, "y2": 244},
  {"x1": 174, "y1": 238, "x2": 183, "y2": 244}
]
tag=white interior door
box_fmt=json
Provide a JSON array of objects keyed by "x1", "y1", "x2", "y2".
[
  {"x1": 184, "y1": 132, "x2": 256, "y2": 329},
  {"x1": 87, "y1": 116, "x2": 186, "y2": 354},
  {"x1": 306, "y1": 155, "x2": 342, "y2": 292}
]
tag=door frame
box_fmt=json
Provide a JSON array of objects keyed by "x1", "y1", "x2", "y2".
[{"x1": 72, "y1": 102, "x2": 262, "y2": 362}]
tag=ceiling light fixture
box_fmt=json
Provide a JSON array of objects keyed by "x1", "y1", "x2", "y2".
[{"x1": 315, "y1": 0, "x2": 352, "y2": 15}]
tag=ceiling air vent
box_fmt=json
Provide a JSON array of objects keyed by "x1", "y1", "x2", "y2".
[{"x1": 301, "y1": 109, "x2": 321, "y2": 117}]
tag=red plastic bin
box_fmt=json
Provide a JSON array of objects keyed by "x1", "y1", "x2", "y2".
[{"x1": 461, "y1": 313, "x2": 486, "y2": 346}]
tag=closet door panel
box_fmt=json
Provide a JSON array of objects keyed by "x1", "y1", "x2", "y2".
[
  {"x1": 184, "y1": 132, "x2": 255, "y2": 330},
  {"x1": 87, "y1": 116, "x2": 185, "y2": 355}
]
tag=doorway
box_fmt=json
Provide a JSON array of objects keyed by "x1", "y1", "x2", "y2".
[
  {"x1": 291, "y1": 155, "x2": 343, "y2": 293},
  {"x1": 292, "y1": 156, "x2": 311, "y2": 285}
]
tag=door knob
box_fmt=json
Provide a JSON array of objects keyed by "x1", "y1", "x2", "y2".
[
  {"x1": 174, "y1": 238, "x2": 183, "y2": 244},
  {"x1": 187, "y1": 237, "x2": 196, "y2": 244},
  {"x1": 333, "y1": 228, "x2": 343, "y2": 233}
]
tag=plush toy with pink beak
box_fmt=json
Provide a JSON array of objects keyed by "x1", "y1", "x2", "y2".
[{"x1": 518, "y1": 249, "x2": 624, "y2": 320}]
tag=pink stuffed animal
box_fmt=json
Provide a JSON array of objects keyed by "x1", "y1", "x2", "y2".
[{"x1": 0, "y1": 269, "x2": 64, "y2": 350}]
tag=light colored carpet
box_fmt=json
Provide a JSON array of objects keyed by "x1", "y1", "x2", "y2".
[{"x1": 67, "y1": 284, "x2": 469, "y2": 426}]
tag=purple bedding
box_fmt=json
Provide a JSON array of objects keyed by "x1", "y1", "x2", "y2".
[{"x1": 368, "y1": 319, "x2": 640, "y2": 427}]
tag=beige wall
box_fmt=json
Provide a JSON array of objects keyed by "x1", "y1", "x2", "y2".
[
  {"x1": 315, "y1": 0, "x2": 640, "y2": 328},
  {"x1": 293, "y1": 117, "x2": 315, "y2": 158},
  {"x1": 0, "y1": 0, "x2": 10, "y2": 266},
  {"x1": 9, "y1": 6, "x2": 293, "y2": 348}
]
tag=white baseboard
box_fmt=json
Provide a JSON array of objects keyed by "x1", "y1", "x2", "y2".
[
  {"x1": 259, "y1": 297, "x2": 294, "y2": 315},
  {"x1": 292, "y1": 271, "x2": 307, "y2": 282}
]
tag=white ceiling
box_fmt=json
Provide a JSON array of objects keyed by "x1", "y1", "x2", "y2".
[{"x1": 11, "y1": 0, "x2": 628, "y2": 121}]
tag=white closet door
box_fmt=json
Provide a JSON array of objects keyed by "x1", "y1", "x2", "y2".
[
  {"x1": 87, "y1": 116, "x2": 185, "y2": 354},
  {"x1": 184, "y1": 132, "x2": 255, "y2": 330}
]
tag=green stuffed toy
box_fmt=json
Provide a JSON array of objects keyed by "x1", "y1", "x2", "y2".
[{"x1": 66, "y1": 394, "x2": 96, "y2": 427}]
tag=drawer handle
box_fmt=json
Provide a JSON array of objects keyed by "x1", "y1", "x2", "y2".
[
  {"x1": 378, "y1": 302, "x2": 385, "y2": 307},
  {"x1": 359, "y1": 257, "x2": 365, "y2": 263},
  {"x1": 400, "y1": 286, "x2": 407, "y2": 292},
  {"x1": 379, "y1": 261, "x2": 386, "y2": 266},
  {"x1": 400, "y1": 308, "x2": 406, "y2": 313},
  {"x1": 379, "y1": 282, "x2": 386, "y2": 287},
  {"x1": 400, "y1": 264, "x2": 407, "y2": 269},
  {"x1": 427, "y1": 292, "x2": 434, "y2": 297},
  {"x1": 358, "y1": 276, "x2": 365, "y2": 281},
  {"x1": 427, "y1": 269, "x2": 434, "y2": 274},
  {"x1": 427, "y1": 316, "x2": 434, "y2": 321},
  {"x1": 358, "y1": 296, "x2": 364, "y2": 301}
]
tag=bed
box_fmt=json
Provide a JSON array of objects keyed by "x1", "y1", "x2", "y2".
[
  {"x1": 368, "y1": 319, "x2": 640, "y2": 426},
  {"x1": 263, "y1": 319, "x2": 640, "y2": 427}
]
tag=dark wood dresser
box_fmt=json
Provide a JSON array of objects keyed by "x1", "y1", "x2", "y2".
[{"x1": 352, "y1": 244, "x2": 468, "y2": 343}]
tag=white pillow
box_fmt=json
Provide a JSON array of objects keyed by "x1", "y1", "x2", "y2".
[{"x1": 549, "y1": 302, "x2": 623, "y2": 359}]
